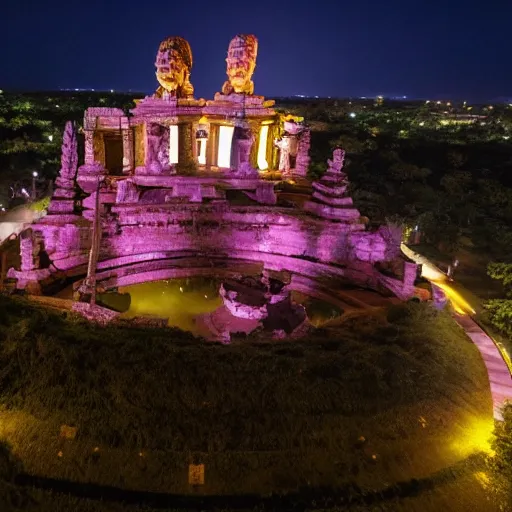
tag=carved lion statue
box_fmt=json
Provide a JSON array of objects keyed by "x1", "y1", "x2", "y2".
[
  {"x1": 154, "y1": 36, "x2": 194, "y2": 99},
  {"x1": 222, "y1": 34, "x2": 258, "y2": 96}
]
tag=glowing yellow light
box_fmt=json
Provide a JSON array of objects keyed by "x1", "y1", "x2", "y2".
[
  {"x1": 431, "y1": 281, "x2": 476, "y2": 315},
  {"x1": 198, "y1": 138, "x2": 207, "y2": 165},
  {"x1": 450, "y1": 417, "x2": 495, "y2": 457},
  {"x1": 257, "y1": 125, "x2": 269, "y2": 170},
  {"x1": 287, "y1": 179, "x2": 296, "y2": 185},
  {"x1": 93, "y1": 446, "x2": 100, "y2": 452},
  {"x1": 169, "y1": 125, "x2": 179, "y2": 165},
  {"x1": 179, "y1": 287, "x2": 183, "y2": 293},
  {"x1": 217, "y1": 125, "x2": 234, "y2": 168}
]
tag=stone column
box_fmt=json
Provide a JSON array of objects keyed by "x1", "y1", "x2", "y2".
[
  {"x1": 248, "y1": 120, "x2": 259, "y2": 170},
  {"x1": 177, "y1": 122, "x2": 195, "y2": 173},
  {"x1": 191, "y1": 122, "x2": 199, "y2": 163},
  {"x1": 121, "y1": 118, "x2": 134, "y2": 174},
  {"x1": 206, "y1": 124, "x2": 218, "y2": 171},
  {"x1": 84, "y1": 130, "x2": 94, "y2": 165}
]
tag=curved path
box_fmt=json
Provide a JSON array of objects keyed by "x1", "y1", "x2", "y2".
[
  {"x1": 403, "y1": 244, "x2": 512, "y2": 421},
  {"x1": 453, "y1": 313, "x2": 512, "y2": 420}
]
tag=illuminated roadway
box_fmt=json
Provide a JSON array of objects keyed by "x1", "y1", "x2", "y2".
[{"x1": 402, "y1": 243, "x2": 512, "y2": 420}]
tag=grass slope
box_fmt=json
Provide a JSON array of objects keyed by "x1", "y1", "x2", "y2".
[{"x1": 0, "y1": 295, "x2": 493, "y2": 498}]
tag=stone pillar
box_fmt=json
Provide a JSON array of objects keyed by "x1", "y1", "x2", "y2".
[
  {"x1": 177, "y1": 122, "x2": 195, "y2": 173},
  {"x1": 248, "y1": 120, "x2": 260, "y2": 170},
  {"x1": 122, "y1": 119, "x2": 134, "y2": 174},
  {"x1": 134, "y1": 123, "x2": 145, "y2": 170},
  {"x1": 206, "y1": 124, "x2": 219, "y2": 171},
  {"x1": 84, "y1": 130, "x2": 94, "y2": 165},
  {"x1": 20, "y1": 229, "x2": 40, "y2": 272}
]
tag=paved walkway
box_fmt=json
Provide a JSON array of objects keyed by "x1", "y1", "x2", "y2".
[
  {"x1": 403, "y1": 244, "x2": 512, "y2": 421},
  {"x1": 453, "y1": 314, "x2": 512, "y2": 421}
]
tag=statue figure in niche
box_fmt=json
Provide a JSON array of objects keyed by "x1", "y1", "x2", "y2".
[
  {"x1": 145, "y1": 123, "x2": 173, "y2": 174},
  {"x1": 231, "y1": 121, "x2": 258, "y2": 178},
  {"x1": 221, "y1": 34, "x2": 258, "y2": 96},
  {"x1": 274, "y1": 121, "x2": 300, "y2": 175},
  {"x1": 154, "y1": 36, "x2": 194, "y2": 99}
]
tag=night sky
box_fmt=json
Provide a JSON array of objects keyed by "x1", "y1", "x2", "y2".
[{"x1": 1, "y1": 0, "x2": 511, "y2": 101}]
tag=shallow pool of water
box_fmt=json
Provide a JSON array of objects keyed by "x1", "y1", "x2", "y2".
[
  {"x1": 118, "y1": 277, "x2": 223, "y2": 334},
  {"x1": 118, "y1": 278, "x2": 342, "y2": 335}
]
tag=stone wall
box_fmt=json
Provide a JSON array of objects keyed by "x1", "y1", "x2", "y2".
[{"x1": 11, "y1": 202, "x2": 396, "y2": 293}]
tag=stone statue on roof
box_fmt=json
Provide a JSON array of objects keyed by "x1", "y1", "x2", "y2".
[
  {"x1": 221, "y1": 34, "x2": 258, "y2": 96},
  {"x1": 154, "y1": 36, "x2": 194, "y2": 99}
]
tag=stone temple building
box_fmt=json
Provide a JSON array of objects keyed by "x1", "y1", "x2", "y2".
[{"x1": 8, "y1": 34, "x2": 420, "y2": 304}]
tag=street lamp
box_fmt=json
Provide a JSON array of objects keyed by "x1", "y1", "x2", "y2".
[{"x1": 32, "y1": 171, "x2": 38, "y2": 200}]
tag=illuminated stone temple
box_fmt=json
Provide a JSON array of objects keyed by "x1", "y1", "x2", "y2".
[{"x1": 8, "y1": 34, "x2": 422, "y2": 321}]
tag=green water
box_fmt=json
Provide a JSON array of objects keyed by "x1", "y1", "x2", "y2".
[
  {"x1": 118, "y1": 277, "x2": 223, "y2": 334},
  {"x1": 116, "y1": 278, "x2": 342, "y2": 334}
]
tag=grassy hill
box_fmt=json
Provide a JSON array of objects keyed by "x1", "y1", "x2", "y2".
[{"x1": 0, "y1": 294, "x2": 494, "y2": 508}]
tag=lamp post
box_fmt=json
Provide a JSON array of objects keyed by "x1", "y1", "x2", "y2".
[{"x1": 31, "y1": 171, "x2": 38, "y2": 200}]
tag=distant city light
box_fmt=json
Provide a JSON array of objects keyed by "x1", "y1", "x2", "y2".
[
  {"x1": 0, "y1": 90, "x2": 3, "y2": 94},
  {"x1": 425, "y1": 100, "x2": 430, "y2": 104},
  {"x1": 110, "y1": 89, "x2": 114, "y2": 93},
  {"x1": 419, "y1": 122, "x2": 425, "y2": 126},
  {"x1": 48, "y1": 135, "x2": 53, "y2": 142},
  {"x1": 32, "y1": 171, "x2": 38, "y2": 177},
  {"x1": 21, "y1": 188, "x2": 29, "y2": 197},
  {"x1": 436, "y1": 101, "x2": 442, "y2": 105},
  {"x1": 56, "y1": 105, "x2": 60, "y2": 108},
  {"x1": 349, "y1": 112, "x2": 356, "y2": 118}
]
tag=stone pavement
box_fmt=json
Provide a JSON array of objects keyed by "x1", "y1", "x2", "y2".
[{"x1": 454, "y1": 313, "x2": 512, "y2": 421}]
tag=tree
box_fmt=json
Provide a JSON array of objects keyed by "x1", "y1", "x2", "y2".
[
  {"x1": 489, "y1": 403, "x2": 512, "y2": 507},
  {"x1": 485, "y1": 263, "x2": 512, "y2": 337}
]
